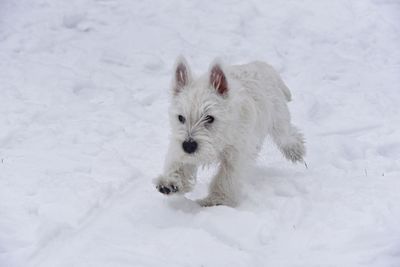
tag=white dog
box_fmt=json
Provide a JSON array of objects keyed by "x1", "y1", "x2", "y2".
[{"x1": 155, "y1": 57, "x2": 305, "y2": 207}]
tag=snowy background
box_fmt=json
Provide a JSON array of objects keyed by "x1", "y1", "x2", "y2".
[{"x1": 1, "y1": 0, "x2": 400, "y2": 266}]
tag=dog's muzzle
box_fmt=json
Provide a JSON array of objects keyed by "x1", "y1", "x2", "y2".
[{"x1": 182, "y1": 138, "x2": 198, "y2": 154}]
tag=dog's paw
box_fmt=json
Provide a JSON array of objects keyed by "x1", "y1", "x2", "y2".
[
  {"x1": 282, "y1": 141, "x2": 305, "y2": 163},
  {"x1": 156, "y1": 183, "x2": 179, "y2": 195},
  {"x1": 197, "y1": 195, "x2": 236, "y2": 207},
  {"x1": 154, "y1": 175, "x2": 182, "y2": 195}
]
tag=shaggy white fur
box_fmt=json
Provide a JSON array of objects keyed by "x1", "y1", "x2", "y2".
[{"x1": 155, "y1": 57, "x2": 305, "y2": 206}]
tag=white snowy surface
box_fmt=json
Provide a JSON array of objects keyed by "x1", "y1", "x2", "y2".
[{"x1": 1, "y1": 0, "x2": 400, "y2": 266}]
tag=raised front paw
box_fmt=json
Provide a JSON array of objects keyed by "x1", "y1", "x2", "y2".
[
  {"x1": 156, "y1": 183, "x2": 179, "y2": 195},
  {"x1": 154, "y1": 175, "x2": 182, "y2": 195}
]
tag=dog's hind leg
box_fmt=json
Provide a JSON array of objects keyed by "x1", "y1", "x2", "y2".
[{"x1": 269, "y1": 101, "x2": 305, "y2": 163}]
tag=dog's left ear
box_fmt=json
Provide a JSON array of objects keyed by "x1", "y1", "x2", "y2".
[
  {"x1": 209, "y1": 63, "x2": 228, "y2": 96},
  {"x1": 172, "y1": 56, "x2": 192, "y2": 95}
]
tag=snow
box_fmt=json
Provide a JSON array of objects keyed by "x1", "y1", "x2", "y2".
[{"x1": 1, "y1": 0, "x2": 400, "y2": 266}]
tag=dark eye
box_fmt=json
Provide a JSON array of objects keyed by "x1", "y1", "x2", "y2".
[
  {"x1": 205, "y1": 115, "x2": 214, "y2": 124},
  {"x1": 178, "y1": 115, "x2": 185, "y2": 124}
]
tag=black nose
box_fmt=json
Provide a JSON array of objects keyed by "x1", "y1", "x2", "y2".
[{"x1": 182, "y1": 139, "x2": 198, "y2": 154}]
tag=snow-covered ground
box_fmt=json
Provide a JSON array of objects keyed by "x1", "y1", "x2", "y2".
[{"x1": 1, "y1": 0, "x2": 400, "y2": 266}]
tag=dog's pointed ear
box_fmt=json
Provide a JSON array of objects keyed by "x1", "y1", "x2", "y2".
[
  {"x1": 172, "y1": 56, "x2": 192, "y2": 95},
  {"x1": 209, "y1": 62, "x2": 228, "y2": 96}
]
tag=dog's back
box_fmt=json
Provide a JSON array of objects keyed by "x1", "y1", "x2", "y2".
[{"x1": 228, "y1": 61, "x2": 292, "y2": 102}]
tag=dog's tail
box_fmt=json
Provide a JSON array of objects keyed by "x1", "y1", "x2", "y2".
[{"x1": 278, "y1": 78, "x2": 292, "y2": 102}]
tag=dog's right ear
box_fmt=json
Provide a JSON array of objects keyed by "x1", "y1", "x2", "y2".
[
  {"x1": 209, "y1": 61, "x2": 228, "y2": 96},
  {"x1": 172, "y1": 56, "x2": 192, "y2": 95}
]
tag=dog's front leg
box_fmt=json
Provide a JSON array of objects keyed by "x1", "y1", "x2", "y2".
[
  {"x1": 154, "y1": 146, "x2": 197, "y2": 195},
  {"x1": 198, "y1": 155, "x2": 243, "y2": 207}
]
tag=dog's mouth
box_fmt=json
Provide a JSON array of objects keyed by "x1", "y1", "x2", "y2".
[
  {"x1": 180, "y1": 149, "x2": 204, "y2": 164},
  {"x1": 181, "y1": 150, "x2": 198, "y2": 159},
  {"x1": 181, "y1": 151, "x2": 217, "y2": 166},
  {"x1": 176, "y1": 139, "x2": 219, "y2": 164}
]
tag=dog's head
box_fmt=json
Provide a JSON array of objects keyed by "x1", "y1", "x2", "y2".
[{"x1": 168, "y1": 57, "x2": 233, "y2": 165}]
